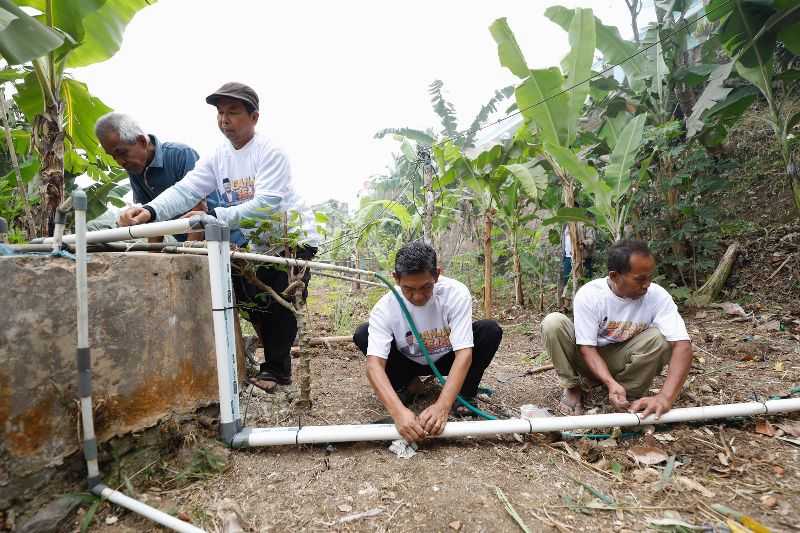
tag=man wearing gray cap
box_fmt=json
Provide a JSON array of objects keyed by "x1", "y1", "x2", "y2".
[{"x1": 118, "y1": 82, "x2": 320, "y2": 393}]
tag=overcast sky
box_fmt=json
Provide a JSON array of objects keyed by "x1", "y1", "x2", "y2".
[{"x1": 75, "y1": 0, "x2": 654, "y2": 209}]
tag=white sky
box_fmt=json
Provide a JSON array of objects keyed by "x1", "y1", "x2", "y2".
[{"x1": 74, "y1": 0, "x2": 654, "y2": 209}]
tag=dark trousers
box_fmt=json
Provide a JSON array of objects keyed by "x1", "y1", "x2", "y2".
[
  {"x1": 352, "y1": 320, "x2": 502, "y2": 398},
  {"x1": 232, "y1": 246, "x2": 317, "y2": 380},
  {"x1": 562, "y1": 256, "x2": 593, "y2": 285}
]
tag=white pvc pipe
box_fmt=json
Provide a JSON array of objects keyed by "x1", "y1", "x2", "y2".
[
  {"x1": 51, "y1": 222, "x2": 65, "y2": 252},
  {"x1": 75, "y1": 208, "x2": 89, "y2": 355},
  {"x1": 207, "y1": 237, "x2": 237, "y2": 430},
  {"x1": 39, "y1": 218, "x2": 204, "y2": 244},
  {"x1": 94, "y1": 485, "x2": 205, "y2": 533},
  {"x1": 175, "y1": 247, "x2": 376, "y2": 277},
  {"x1": 220, "y1": 234, "x2": 241, "y2": 426},
  {"x1": 235, "y1": 398, "x2": 800, "y2": 448}
]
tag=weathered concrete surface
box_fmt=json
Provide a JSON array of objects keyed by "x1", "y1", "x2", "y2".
[{"x1": 0, "y1": 252, "x2": 242, "y2": 508}]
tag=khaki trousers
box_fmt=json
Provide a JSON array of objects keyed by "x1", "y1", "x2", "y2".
[{"x1": 541, "y1": 312, "x2": 672, "y2": 398}]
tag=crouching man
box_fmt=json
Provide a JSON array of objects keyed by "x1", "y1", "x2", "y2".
[
  {"x1": 353, "y1": 241, "x2": 502, "y2": 443},
  {"x1": 542, "y1": 239, "x2": 693, "y2": 419}
]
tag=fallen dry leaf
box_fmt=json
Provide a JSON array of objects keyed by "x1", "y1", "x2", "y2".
[
  {"x1": 760, "y1": 495, "x2": 778, "y2": 509},
  {"x1": 773, "y1": 465, "x2": 785, "y2": 477},
  {"x1": 338, "y1": 504, "x2": 353, "y2": 513},
  {"x1": 676, "y1": 476, "x2": 715, "y2": 498},
  {"x1": 632, "y1": 468, "x2": 660, "y2": 484},
  {"x1": 755, "y1": 420, "x2": 777, "y2": 437},
  {"x1": 776, "y1": 421, "x2": 800, "y2": 437},
  {"x1": 627, "y1": 445, "x2": 669, "y2": 465},
  {"x1": 775, "y1": 361, "x2": 785, "y2": 372},
  {"x1": 654, "y1": 433, "x2": 676, "y2": 443},
  {"x1": 717, "y1": 452, "x2": 730, "y2": 466},
  {"x1": 449, "y1": 520, "x2": 462, "y2": 530},
  {"x1": 695, "y1": 311, "x2": 708, "y2": 319},
  {"x1": 719, "y1": 302, "x2": 747, "y2": 317}
]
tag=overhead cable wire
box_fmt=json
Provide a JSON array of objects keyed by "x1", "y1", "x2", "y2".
[
  {"x1": 429, "y1": 0, "x2": 731, "y2": 150},
  {"x1": 320, "y1": 166, "x2": 419, "y2": 256}
]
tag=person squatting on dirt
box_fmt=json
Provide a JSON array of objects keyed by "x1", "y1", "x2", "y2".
[
  {"x1": 116, "y1": 82, "x2": 319, "y2": 393},
  {"x1": 542, "y1": 239, "x2": 693, "y2": 419},
  {"x1": 353, "y1": 241, "x2": 503, "y2": 443},
  {"x1": 95, "y1": 112, "x2": 225, "y2": 242}
]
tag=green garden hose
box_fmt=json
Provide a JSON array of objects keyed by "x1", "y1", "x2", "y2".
[{"x1": 373, "y1": 273, "x2": 497, "y2": 420}]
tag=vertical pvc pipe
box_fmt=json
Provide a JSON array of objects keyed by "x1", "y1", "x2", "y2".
[
  {"x1": 206, "y1": 222, "x2": 240, "y2": 443},
  {"x1": 219, "y1": 228, "x2": 241, "y2": 428},
  {"x1": 72, "y1": 191, "x2": 101, "y2": 487}
]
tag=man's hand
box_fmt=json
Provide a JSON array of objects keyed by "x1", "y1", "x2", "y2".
[
  {"x1": 419, "y1": 401, "x2": 450, "y2": 436},
  {"x1": 118, "y1": 207, "x2": 152, "y2": 226},
  {"x1": 606, "y1": 380, "x2": 630, "y2": 409},
  {"x1": 630, "y1": 394, "x2": 672, "y2": 419},
  {"x1": 394, "y1": 407, "x2": 426, "y2": 443},
  {"x1": 180, "y1": 210, "x2": 207, "y2": 219}
]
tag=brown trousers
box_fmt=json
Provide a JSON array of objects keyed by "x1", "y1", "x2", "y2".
[{"x1": 541, "y1": 312, "x2": 672, "y2": 398}]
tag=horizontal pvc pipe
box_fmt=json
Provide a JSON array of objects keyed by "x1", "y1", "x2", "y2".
[
  {"x1": 4, "y1": 243, "x2": 57, "y2": 252},
  {"x1": 314, "y1": 270, "x2": 384, "y2": 288},
  {"x1": 93, "y1": 485, "x2": 205, "y2": 533},
  {"x1": 175, "y1": 247, "x2": 376, "y2": 277},
  {"x1": 35, "y1": 216, "x2": 212, "y2": 244},
  {"x1": 234, "y1": 398, "x2": 800, "y2": 448}
]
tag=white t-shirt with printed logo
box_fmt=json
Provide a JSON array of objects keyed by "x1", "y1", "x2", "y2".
[
  {"x1": 146, "y1": 132, "x2": 319, "y2": 246},
  {"x1": 574, "y1": 278, "x2": 690, "y2": 348},
  {"x1": 367, "y1": 276, "x2": 474, "y2": 365}
]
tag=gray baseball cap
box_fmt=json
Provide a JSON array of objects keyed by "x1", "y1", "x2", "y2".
[{"x1": 206, "y1": 82, "x2": 259, "y2": 111}]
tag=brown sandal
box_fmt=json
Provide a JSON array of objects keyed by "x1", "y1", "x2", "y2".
[{"x1": 246, "y1": 370, "x2": 291, "y2": 394}]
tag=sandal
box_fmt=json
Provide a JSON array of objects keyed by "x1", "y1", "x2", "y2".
[
  {"x1": 246, "y1": 370, "x2": 291, "y2": 394},
  {"x1": 557, "y1": 388, "x2": 585, "y2": 416}
]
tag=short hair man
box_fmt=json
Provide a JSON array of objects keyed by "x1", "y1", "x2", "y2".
[
  {"x1": 117, "y1": 82, "x2": 320, "y2": 392},
  {"x1": 353, "y1": 241, "x2": 503, "y2": 443},
  {"x1": 95, "y1": 112, "x2": 222, "y2": 241},
  {"x1": 542, "y1": 239, "x2": 693, "y2": 419}
]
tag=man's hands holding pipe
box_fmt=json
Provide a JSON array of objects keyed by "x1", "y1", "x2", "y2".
[{"x1": 118, "y1": 206, "x2": 152, "y2": 226}]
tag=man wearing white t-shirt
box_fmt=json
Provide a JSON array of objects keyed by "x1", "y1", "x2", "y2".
[
  {"x1": 353, "y1": 242, "x2": 502, "y2": 443},
  {"x1": 117, "y1": 82, "x2": 320, "y2": 392},
  {"x1": 542, "y1": 240, "x2": 693, "y2": 419}
]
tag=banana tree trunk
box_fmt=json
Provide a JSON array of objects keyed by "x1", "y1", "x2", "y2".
[
  {"x1": 423, "y1": 164, "x2": 434, "y2": 246},
  {"x1": 352, "y1": 251, "x2": 361, "y2": 291},
  {"x1": 33, "y1": 100, "x2": 64, "y2": 237},
  {"x1": 563, "y1": 182, "x2": 582, "y2": 301},
  {"x1": 791, "y1": 173, "x2": 800, "y2": 214},
  {"x1": 483, "y1": 207, "x2": 495, "y2": 319},
  {"x1": 511, "y1": 231, "x2": 525, "y2": 307}
]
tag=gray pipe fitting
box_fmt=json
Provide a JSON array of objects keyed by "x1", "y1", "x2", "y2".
[{"x1": 72, "y1": 190, "x2": 87, "y2": 211}]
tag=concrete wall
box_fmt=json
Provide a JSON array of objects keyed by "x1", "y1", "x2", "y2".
[{"x1": 0, "y1": 252, "x2": 240, "y2": 508}]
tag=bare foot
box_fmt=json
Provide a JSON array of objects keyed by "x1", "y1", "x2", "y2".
[{"x1": 557, "y1": 386, "x2": 585, "y2": 415}]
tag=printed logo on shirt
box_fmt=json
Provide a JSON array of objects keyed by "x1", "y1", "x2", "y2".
[
  {"x1": 220, "y1": 176, "x2": 255, "y2": 206},
  {"x1": 402, "y1": 327, "x2": 452, "y2": 358},
  {"x1": 600, "y1": 320, "x2": 649, "y2": 343}
]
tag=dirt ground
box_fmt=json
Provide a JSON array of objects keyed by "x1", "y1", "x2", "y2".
[{"x1": 50, "y1": 274, "x2": 798, "y2": 533}]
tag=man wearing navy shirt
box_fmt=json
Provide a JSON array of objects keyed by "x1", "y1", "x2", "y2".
[{"x1": 95, "y1": 112, "x2": 222, "y2": 241}]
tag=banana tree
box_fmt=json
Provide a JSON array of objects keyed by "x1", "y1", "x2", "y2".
[
  {"x1": 689, "y1": 0, "x2": 800, "y2": 213},
  {"x1": 490, "y1": 8, "x2": 595, "y2": 299},
  {"x1": 7, "y1": 0, "x2": 155, "y2": 236},
  {"x1": 494, "y1": 161, "x2": 549, "y2": 306},
  {"x1": 544, "y1": 114, "x2": 648, "y2": 241}
]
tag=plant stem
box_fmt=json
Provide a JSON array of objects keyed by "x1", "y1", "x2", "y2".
[{"x1": 0, "y1": 85, "x2": 35, "y2": 238}]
